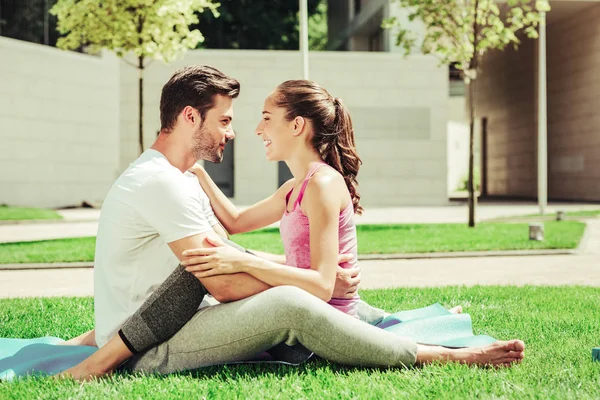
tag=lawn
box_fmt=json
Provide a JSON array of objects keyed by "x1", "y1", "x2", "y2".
[
  {"x1": 1, "y1": 286, "x2": 599, "y2": 399},
  {"x1": 526, "y1": 210, "x2": 600, "y2": 218},
  {"x1": 0, "y1": 205, "x2": 62, "y2": 221},
  {"x1": 0, "y1": 221, "x2": 586, "y2": 264}
]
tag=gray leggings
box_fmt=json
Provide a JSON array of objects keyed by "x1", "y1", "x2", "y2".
[
  {"x1": 123, "y1": 286, "x2": 418, "y2": 374},
  {"x1": 118, "y1": 238, "x2": 249, "y2": 354}
]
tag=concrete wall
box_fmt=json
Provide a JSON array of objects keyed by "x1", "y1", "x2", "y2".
[
  {"x1": 0, "y1": 36, "x2": 120, "y2": 208},
  {"x1": 475, "y1": 37, "x2": 538, "y2": 198},
  {"x1": 120, "y1": 50, "x2": 449, "y2": 206},
  {"x1": 475, "y1": 3, "x2": 600, "y2": 202},
  {"x1": 546, "y1": 3, "x2": 600, "y2": 201}
]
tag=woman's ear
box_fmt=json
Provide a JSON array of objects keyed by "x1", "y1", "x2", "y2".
[{"x1": 292, "y1": 116, "x2": 306, "y2": 137}]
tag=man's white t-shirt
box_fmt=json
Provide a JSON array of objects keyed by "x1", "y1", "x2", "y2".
[{"x1": 94, "y1": 149, "x2": 219, "y2": 348}]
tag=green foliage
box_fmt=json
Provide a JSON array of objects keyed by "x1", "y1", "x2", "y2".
[
  {"x1": 0, "y1": 0, "x2": 60, "y2": 46},
  {"x1": 383, "y1": 0, "x2": 550, "y2": 74},
  {"x1": 49, "y1": 0, "x2": 219, "y2": 63},
  {"x1": 308, "y1": 0, "x2": 328, "y2": 51},
  {"x1": 195, "y1": 0, "x2": 327, "y2": 50},
  {"x1": 459, "y1": 168, "x2": 481, "y2": 192}
]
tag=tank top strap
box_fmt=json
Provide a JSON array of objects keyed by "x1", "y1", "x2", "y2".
[{"x1": 295, "y1": 162, "x2": 328, "y2": 208}]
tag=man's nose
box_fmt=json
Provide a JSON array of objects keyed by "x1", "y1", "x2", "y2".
[{"x1": 226, "y1": 127, "x2": 236, "y2": 140}]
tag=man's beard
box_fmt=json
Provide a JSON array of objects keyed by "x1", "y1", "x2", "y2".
[{"x1": 191, "y1": 124, "x2": 225, "y2": 163}]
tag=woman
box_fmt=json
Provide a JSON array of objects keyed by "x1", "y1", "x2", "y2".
[{"x1": 184, "y1": 80, "x2": 363, "y2": 317}]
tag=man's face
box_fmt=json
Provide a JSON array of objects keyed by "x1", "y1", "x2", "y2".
[{"x1": 192, "y1": 95, "x2": 235, "y2": 163}]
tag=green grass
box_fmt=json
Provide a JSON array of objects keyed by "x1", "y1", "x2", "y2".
[
  {"x1": 0, "y1": 205, "x2": 62, "y2": 221},
  {"x1": 0, "y1": 237, "x2": 97, "y2": 264},
  {"x1": 0, "y1": 221, "x2": 586, "y2": 264},
  {"x1": 1, "y1": 286, "x2": 599, "y2": 399},
  {"x1": 232, "y1": 221, "x2": 586, "y2": 254},
  {"x1": 527, "y1": 210, "x2": 600, "y2": 218}
]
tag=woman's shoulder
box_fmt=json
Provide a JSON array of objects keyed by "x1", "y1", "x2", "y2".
[
  {"x1": 311, "y1": 165, "x2": 345, "y2": 188},
  {"x1": 304, "y1": 165, "x2": 349, "y2": 205}
]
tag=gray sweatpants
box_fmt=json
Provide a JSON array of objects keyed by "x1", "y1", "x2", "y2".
[{"x1": 123, "y1": 286, "x2": 418, "y2": 374}]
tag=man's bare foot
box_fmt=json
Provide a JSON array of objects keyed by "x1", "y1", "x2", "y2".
[
  {"x1": 56, "y1": 362, "x2": 112, "y2": 382},
  {"x1": 449, "y1": 306, "x2": 463, "y2": 314},
  {"x1": 417, "y1": 340, "x2": 525, "y2": 367},
  {"x1": 55, "y1": 333, "x2": 133, "y2": 381}
]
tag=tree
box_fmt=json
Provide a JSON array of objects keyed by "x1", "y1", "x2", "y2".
[
  {"x1": 50, "y1": 0, "x2": 219, "y2": 154},
  {"x1": 194, "y1": 0, "x2": 327, "y2": 50},
  {"x1": 384, "y1": 0, "x2": 550, "y2": 227}
]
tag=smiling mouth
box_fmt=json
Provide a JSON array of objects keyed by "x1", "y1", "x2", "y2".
[{"x1": 264, "y1": 140, "x2": 272, "y2": 147}]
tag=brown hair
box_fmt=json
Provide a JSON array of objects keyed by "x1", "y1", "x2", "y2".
[
  {"x1": 160, "y1": 65, "x2": 240, "y2": 132},
  {"x1": 274, "y1": 80, "x2": 363, "y2": 215}
]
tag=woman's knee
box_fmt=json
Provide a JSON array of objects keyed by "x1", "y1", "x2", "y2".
[{"x1": 256, "y1": 286, "x2": 330, "y2": 322}]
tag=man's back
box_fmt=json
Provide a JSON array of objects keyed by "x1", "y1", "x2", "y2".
[{"x1": 94, "y1": 149, "x2": 218, "y2": 347}]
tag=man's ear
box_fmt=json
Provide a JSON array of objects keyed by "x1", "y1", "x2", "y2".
[
  {"x1": 292, "y1": 116, "x2": 306, "y2": 137},
  {"x1": 182, "y1": 106, "x2": 198, "y2": 125}
]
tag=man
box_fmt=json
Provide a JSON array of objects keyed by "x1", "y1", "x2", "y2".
[{"x1": 63, "y1": 65, "x2": 525, "y2": 380}]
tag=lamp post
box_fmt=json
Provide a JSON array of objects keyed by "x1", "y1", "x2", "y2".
[
  {"x1": 299, "y1": 0, "x2": 309, "y2": 79},
  {"x1": 537, "y1": 11, "x2": 548, "y2": 215}
]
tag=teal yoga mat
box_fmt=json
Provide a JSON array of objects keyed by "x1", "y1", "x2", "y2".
[
  {"x1": 0, "y1": 337, "x2": 97, "y2": 381},
  {"x1": 376, "y1": 303, "x2": 497, "y2": 348},
  {"x1": 1, "y1": 304, "x2": 496, "y2": 381}
]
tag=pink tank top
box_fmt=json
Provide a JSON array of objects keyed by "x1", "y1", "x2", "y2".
[{"x1": 279, "y1": 162, "x2": 360, "y2": 317}]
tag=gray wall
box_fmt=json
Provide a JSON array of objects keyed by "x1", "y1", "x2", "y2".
[
  {"x1": 0, "y1": 37, "x2": 120, "y2": 208},
  {"x1": 119, "y1": 50, "x2": 449, "y2": 207},
  {"x1": 475, "y1": 3, "x2": 600, "y2": 201}
]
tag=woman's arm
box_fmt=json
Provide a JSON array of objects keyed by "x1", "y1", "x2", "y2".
[
  {"x1": 183, "y1": 172, "x2": 344, "y2": 302},
  {"x1": 246, "y1": 250, "x2": 286, "y2": 264},
  {"x1": 190, "y1": 164, "x2": 294, "y2": 234}
]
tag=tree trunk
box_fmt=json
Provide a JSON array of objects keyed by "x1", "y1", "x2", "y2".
[
  {"x1": 138, "y1": 56, "x2": 144, "y2": 155},
  {"x1": 467, "y1": 74, "x2": 477, "y2": 228}
]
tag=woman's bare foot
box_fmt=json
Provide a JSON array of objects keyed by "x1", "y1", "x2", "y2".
[
  {"x1": 449, "y1": 306, "x2": 463, "y2": 314},
  {"x1": 456, "y1": 340, "x2": 525, "y2": 367},
  {"x1": 417, "y1": 340, "x2": 525, "y2": 367}
]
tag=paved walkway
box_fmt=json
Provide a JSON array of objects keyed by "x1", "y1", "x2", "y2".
[
  {"x1": 1, "y1": 218, "x2": 598, "y2": 299},
  {"x1": 1, "y1": 202, "x2": 598, "y2": 298},
  {"x1": 1, "y1": 201, "x2": 599, "y2": 243}
]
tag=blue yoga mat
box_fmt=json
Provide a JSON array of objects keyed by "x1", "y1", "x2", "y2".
[
  {"x1": 0, "y1": 337, "x2": 97, "y2": 381},
  {"x1": 376, "y1": 303, "x2": 497, "y2": 348},
  {"x1": 1, "y1": 303, "x2": 496, "y2": 381}
]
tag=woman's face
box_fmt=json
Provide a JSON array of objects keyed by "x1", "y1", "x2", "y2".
[{"x1": 255, "y1": 94, "x2": 295, "y2": 161}]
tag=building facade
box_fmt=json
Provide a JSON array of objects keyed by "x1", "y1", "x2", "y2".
[{"x1": 0, "y1": 36, "x2": 450, "y2": 208}]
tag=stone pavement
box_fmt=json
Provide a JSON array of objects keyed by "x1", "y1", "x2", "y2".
[
  {"x1": 0, "y1": 202, "x2": 598, "y2": 298},
  {"x1": 1, "y1": 201, "x2": 599, "y2": 244}
]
